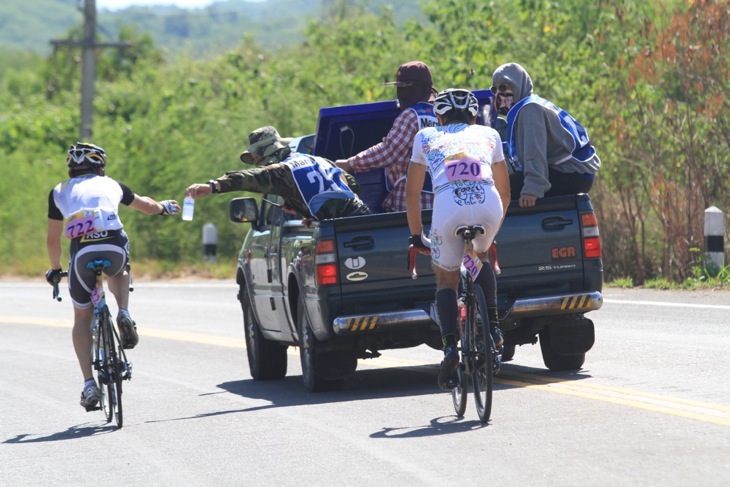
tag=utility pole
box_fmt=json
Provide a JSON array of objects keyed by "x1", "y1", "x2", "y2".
[{"x1": 50, "y1": 0, "x2": 130, "y2": 140}]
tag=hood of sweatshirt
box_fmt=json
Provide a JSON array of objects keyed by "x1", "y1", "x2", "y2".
[{"x1": 491, "y1": 63, "x2": 534, "y2": 102}]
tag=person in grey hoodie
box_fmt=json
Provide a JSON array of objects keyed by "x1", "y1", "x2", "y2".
[{"x1": 490, "y1": 63, "x2": 601, "y2": 207}]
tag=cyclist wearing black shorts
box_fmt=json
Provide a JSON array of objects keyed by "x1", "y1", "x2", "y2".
[{"x1": 46, "y1": 142, "x2": 180, "y2": 410}]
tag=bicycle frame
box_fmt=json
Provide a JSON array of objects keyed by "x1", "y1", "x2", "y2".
[
  {"x1": 88, "y1": 259, "x2": 128, "y2": 428},
  {"x1": 51, "y1": 259, "x2": 132, "y2": 429},
  {"x1": 408, "y1": 225, "x2": 496, "y2": 424}
]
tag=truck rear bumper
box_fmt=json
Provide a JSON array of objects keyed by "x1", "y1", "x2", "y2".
[
  {"x1": 505, "y1": 291, "x2": 603, "y2": 319},
  {"x1": 331, "y1": 291, "x2": 602, "y2": 336},
  {"x1": 332, "y1": 309, "x2": 435, "y2": 336}
]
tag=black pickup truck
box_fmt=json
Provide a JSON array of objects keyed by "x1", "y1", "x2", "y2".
[{"x1": 229, "y1": 90, "x2": 603, "y2": 391}]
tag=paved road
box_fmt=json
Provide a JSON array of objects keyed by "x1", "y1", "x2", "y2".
[{"x1": 1, "y1": 281, "x2": 728, "y2": 486}]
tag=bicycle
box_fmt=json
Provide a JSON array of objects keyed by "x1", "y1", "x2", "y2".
[
  {"x1": 409, "y1": 225, "x2": 499, "y2": 424},
  {"x1": 52, "y1": 260, "x2": 132, "y2": 428}
]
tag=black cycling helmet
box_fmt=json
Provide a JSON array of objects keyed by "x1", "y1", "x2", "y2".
[
  {"x1": 66, "y1": 142, "x2": 107, "y2": 168},
  {"x1": 433, "y1": 88, "x2": 479, "y2": 118}
]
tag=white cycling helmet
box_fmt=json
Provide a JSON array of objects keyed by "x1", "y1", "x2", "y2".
[
  {"x1": 66, "y1": 142, "x2": 107, "y2": 168},
  {"x1": 433, "y1": 88, "x2": 479, "y2": 118}
]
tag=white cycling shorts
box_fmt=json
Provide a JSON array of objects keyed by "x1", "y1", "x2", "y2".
[{"x1": 429, "y1": 181, "x2": 503, "y2": 272}]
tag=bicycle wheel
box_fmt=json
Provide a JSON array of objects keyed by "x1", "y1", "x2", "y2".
[
  {"x1": 100, "y1": 311, "x2": 123, "y2": 428},
  {"x1": 106, "y1": 318, "x2": 124, "y2": 428},
  {"x1": 451, "y1": 338, "x2": 468, "y2": 417},
  {"x1": 97, "y1": 313, "x2": 115, "y2": 423},
  {"x1": 471, "y1": 284, "x2": 493, "y2": 424},
  {"x1": 108, "y1": 348, "x2": 124, "y2": 429}
]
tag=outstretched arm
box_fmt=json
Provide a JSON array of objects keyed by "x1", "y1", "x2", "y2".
[{"x1": 129, "y1": 195, "x2": 180, "y2": 216}]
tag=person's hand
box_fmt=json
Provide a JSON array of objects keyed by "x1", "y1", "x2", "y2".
[
  {"x1": 519, "y1": 194, "x2": 538, "y2": 208},
  {"x1": 335, "y1": 160, "x2": 350, "y2": 171},
  {"x1": 45, "y1": 268, "x2": 64, "y2": 286},
  {"x1": 185, "y1": 184, "x2": 212, "y2": 198},
  {"x1": 159, "y1": 200, "x2": 180, "y2": 216},
  {"x1": 409, "y1": 234, "x2": 430, "y2": 254}
]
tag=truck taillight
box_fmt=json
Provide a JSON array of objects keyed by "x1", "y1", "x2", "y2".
[
  {"x1": 581, "y1": 212, "x2": 601, "y2": 259},
  {"x1": 315, "y1": 239, "x2": 338, "y2": 286}
]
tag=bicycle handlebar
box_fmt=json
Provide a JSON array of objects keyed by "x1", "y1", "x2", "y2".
[
  {"x1": 52, "y1": 271, "x2": 69, "y2": 302},
  {"x1": 408, "y1": 245, "x2": 431, "y2": 279},
  {"x1": 407, "y1": 240, "x2": 500, "y2": 279}
]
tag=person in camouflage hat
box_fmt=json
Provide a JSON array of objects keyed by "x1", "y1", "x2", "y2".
[{"x1": 185, "y1": 126, "x2": 371, "y2": 220}]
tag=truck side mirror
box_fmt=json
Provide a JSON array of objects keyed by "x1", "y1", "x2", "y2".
[{"x1": 229, "y1": 197, "x2": 258, "y2": 223}]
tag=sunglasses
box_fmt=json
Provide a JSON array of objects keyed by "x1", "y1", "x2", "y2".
[
  {"x1": 67, "y1": 150, "x2": 104, "y2": 165},
  {"x1": 491, "y1": 83, "x2": 513, "y2": 94},
  {"x1": 385, "y1": 81, "x2": 415, "y2": 88}
]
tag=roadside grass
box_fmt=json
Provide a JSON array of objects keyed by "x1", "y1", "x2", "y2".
[
  {"x1": 9, "y1": 255, "x2": 728, "y2": 290},
  {"x1": 607, "y1": 264, "x2": 729, "y2": 290},
  {"x1": 4, "y1": 258, "x2": 238, "y2": 281}
]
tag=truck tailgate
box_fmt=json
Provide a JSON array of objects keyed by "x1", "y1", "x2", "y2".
[
  {"x1": 331, "y1": 212, "x2": 435, "y2": 309},
  {"x1": 495, "y1": 195, "x2": 594, "y2": 302}
]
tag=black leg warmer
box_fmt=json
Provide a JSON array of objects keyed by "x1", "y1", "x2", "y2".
[{"x1": 435, "y1": 288, "x2": 458, "y2": 348}]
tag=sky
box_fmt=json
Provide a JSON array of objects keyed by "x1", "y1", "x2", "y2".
[{"x1": 97, "y1": 0, "x2": 264, "y2": 11}]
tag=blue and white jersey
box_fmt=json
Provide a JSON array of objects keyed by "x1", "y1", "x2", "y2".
[
  {"x1": 287, "y1": 153, "x2": 355, "y2": 216},
  {"x1": 410, "y1": 102, "x2": 438, "y2": 130},
  {"x1": 506, "y1": 94, "x2": 596, "y2": 165},
  {"x1": 411, "y1": 123, "x2": 504, "y2": 206}
]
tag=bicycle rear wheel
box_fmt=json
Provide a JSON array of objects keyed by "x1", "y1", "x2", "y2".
[
  {"x1": 451, "y1": 355, "x2": 468, "y2": 417},
  {"x1": 471, "y1": 284, "x2": 493, "y2": 424},
  {"x1": 108, "y1": 348, "x2": 124, "y2": 429},
  {"x1": 97, "y1": 314, "x2": 115, "y2": 423},
  {"x1": 99, "y1": 312, "x2": 123, "y2": 428}
]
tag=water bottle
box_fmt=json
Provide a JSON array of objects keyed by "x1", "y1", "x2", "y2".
[{"x1": 182, "y1": 196, "x2": 195, "y2": 221}]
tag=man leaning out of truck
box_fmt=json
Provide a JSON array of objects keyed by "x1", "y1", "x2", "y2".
[{"x1": 185, "y1": 126, "x2": 371, "y2": 220}]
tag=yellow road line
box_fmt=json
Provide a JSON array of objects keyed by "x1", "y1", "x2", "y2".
[
  {"x1": 4, "y1": 316, "x2": 728, "y2": 426},
  {"x1": 0, "y1": 316, "x2": 245, "y2": 349}
]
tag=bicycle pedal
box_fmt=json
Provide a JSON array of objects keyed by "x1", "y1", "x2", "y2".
[
  {"x1": 492, "y1": 355, "x2": 502, "y2": 375},
  {"x1": 122, "y1": 362, "x2": 133, "y2": 380}
]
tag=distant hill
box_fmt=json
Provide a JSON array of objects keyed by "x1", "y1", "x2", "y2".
[{"x1": 0, "y1": 0, "x2": 425, "y2": 57}]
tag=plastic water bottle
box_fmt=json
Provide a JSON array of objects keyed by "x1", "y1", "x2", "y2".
[{"x1": 182, "y1": 196, "x2": 195, "y2": 221}]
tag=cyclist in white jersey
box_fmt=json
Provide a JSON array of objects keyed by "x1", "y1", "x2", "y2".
[
  {"x1": 406, "y1": 89, "x2": 511, "y2": 390},
  {"x1": 46, "y1": 142, "x2": 180, "y2": 410}
]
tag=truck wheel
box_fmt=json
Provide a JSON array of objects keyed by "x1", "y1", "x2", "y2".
[
  {"x1": 538, "y1": 327, "x2": 586, "y2": 371},
  {"x1": 297, "y1": 298, "x2": 345, "y2": 392},
  {"x1": 241, "y1": 287, "x2": 287, "y2": 380},
  {"x1": 501, "y1": 342, "x2": 516, "y2": 362}
]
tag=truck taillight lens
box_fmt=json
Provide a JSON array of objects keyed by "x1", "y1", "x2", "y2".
[
  {"x1": 316, "y1": 264, "x2": 338, "y2": 286},
  {"x1": 583, "y1": 237, "x2": 601, "y2": 258},
  {"x1": 580, "y1": 212, "x2": 601, "y2": 258},
  {"x1": 315, "y1": 239, "x2": 338, "y2": 285}
]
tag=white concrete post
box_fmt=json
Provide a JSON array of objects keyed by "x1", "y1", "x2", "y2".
[
  {"x1": 202, "y1": 222, "x2": 218, "y2": 262},
  {"x1": 704, "y1": 206, "x2": 725, "y2": 271}
]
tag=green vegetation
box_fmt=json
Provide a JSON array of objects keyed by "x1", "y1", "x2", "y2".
[
  {"x1": 1, "y1": 0, "x2": 728, "y2": 289},
  {"x1": 0, "y1": 0, "x2": 425, "y2": 56}
]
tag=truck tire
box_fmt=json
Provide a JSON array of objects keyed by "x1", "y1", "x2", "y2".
[
  {"x1": 501, "y1": 342, "x2": 516, "y2": 362},
  {"x1": 297, "y1": 297, "x2": 345, "y2": 392},
  {"x1": 538, "y1": 326, "x2": 586, "y2": 371},
  {"x1": 241, "y1": 286, "x2": 287, "y2": 380}
]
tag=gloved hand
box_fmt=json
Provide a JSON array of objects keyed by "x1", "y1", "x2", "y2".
[
  {"x1": 159, "y1": 200, "x2": 180, "y2": 216},
  {"x1": 45, "y1": 268, "x2": 64, "y2": 285},
  {"x1": 409, "y1": 234, "x2": 429, "y2": 251}
]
